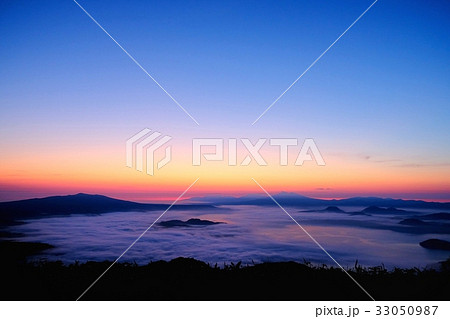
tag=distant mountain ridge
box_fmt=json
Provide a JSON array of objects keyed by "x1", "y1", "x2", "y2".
[
  {"x1": 1, "y1": 192, "x2": 449, "y2": 223},
  {"x1": 188, "y1": 193, "x2": 450, "y2": 210},
  {"x1": 0, "y1": 193, "x2": 214, "y2": 222}
]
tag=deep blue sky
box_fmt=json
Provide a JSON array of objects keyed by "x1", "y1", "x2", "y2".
[
  {"x1": 0, "y1": 0, "x2": 449, "y2": 200},
  {"x1": 1, "y1": 1, "x2": 449, "y2": 135}
]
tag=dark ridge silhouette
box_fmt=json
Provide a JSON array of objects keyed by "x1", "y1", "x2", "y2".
[
  {"x1": 0, "y1": 240, "x2": 449, "y2": 300},
  {"x1": 419, "y1": 213, "x2": 450, "y2": 221},
  {"x1": 420, "y1": 239, "x2": 450, "y2": 251},
  {"x1": 299, "y1": 206, "x2": 348, "y2": 214},
  {"x1": 399, "y1": 218, "x2": 428, "y2": 226},
  {"x1": 159, "y1": 218, "x2": 224, "y2": 228},
  {"x1": 0, "y1": 254, "x2": 449, "y2": 300},
  {"x1": 361, "y1": 206, "x2": 407, "y2": 214},
  {"x1": 300, "y1": 206, "x2": 369, "y2": 216},
  {"x1": 0, "y1": 241, "x2": 54, "y2": 262},
  {"x1": 0, "y1": 231, "x2": 23, "y2": 239},
  {"x1": 1, "y1": 194, "x2": 448, "y2": 224},
  {"x1": 191, "y1": 193, "x2": 450, "y2": 210},
  {"x1": 302, "y1": 218, "x2": 450, "y2": 235},
  {"x1": 0, "y1": 219, "x2": 24, "y2": 226},
  {"x1": 0, "y1": 193, "x2": 215, "y2": 222},
  {"x1": 335, "y1": 197, "x2": 450, "y2": 210}
]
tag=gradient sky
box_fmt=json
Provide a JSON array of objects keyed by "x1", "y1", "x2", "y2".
[{"x1": 1, "y1": 0, "x2": 449, "y2": 202}]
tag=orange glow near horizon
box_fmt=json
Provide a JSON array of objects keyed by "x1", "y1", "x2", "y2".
[{"x1": 1, "y1": 143, "x2": 449, "y2": 202}]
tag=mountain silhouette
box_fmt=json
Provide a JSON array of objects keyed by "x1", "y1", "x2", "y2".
[
  {"x1": 399, "y1": 218, "x2": 428, "y2": 226},
  {"x1": 0, "y1": 193, "x2": 214, "y2": 222},
  {"x1": 419, "y1": 213, "x2": 450, "y2": 220},
  {"x1": 189, "y1": 193, "x2": 450, "y2": 210},
  {"x1": 361, "y1": 206, "x2": 408, "y2": 214},
  {"x1": 322, "y1": 206, "x2": 346, "y2": 213}
]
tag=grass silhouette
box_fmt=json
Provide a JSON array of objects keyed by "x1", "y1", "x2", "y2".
[{"x1": 1, "y1": 250, "x2": 449, "y2": 300}]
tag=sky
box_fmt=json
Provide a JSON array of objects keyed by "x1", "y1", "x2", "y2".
[{"x1": 0, "y1": 0, "x2": 449, "y2": 202}]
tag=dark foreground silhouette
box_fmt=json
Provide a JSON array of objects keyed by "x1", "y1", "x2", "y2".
[
  {"x1": 159, "y1": 218, "x2": 224, "y2": 227},
  {"x1": 420, "y1": 239, "x2": 450, "y2": 251},
  {"x1": 1, "y1": 241, "x2": 449, "y2": 301}
]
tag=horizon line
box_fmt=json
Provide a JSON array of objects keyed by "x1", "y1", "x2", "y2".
[{"x1": 1, "y1": 191, "x2": 449, "y2": 204}]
